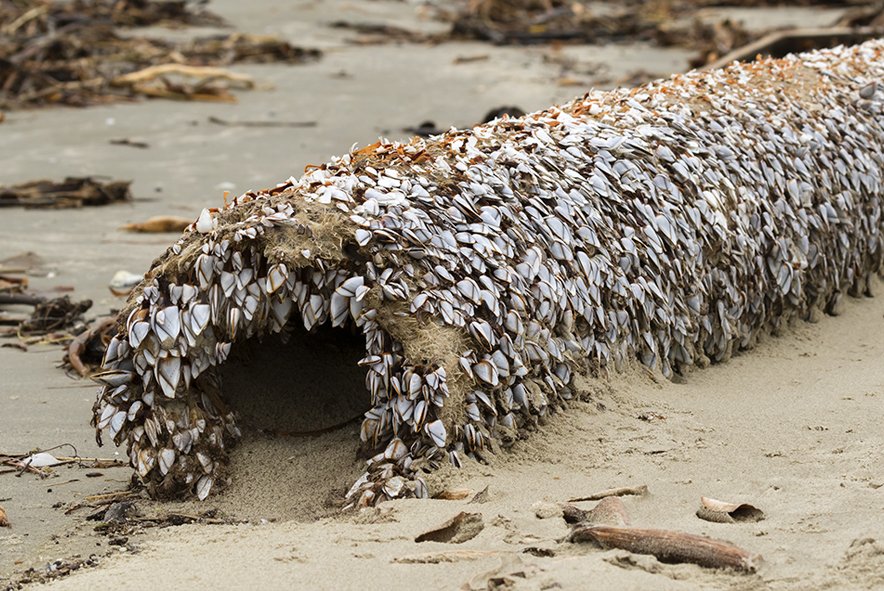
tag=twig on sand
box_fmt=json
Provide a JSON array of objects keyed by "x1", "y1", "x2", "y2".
[
  {"x1": 52, "y1": 456, "x2": 128, "y2": 468},
  {"x1": 567, "y1": 484, "x2": 649, "y2": 503},
  {"x1": 84, "y1": 490, "x2": 139, "y2": 504},
  {"x1": 703, "y1": 26, "x2": 881, "y2": 71},
  {"x1": 1, "y1": 443, "x2": 127, "y2": 478},
  {"x1": 110, "y1": 138, "x2": 150, "y2": 149},
  {"x1": 208, "y1": 116, "x2": 316, "y2": 128},
  {"x1": 65, "y1": 490, "x2": 140, "y2": 515}
]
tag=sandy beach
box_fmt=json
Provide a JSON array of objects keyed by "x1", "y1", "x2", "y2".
[{"x1": 1, "y1": 1, "x2": 882, "y2": 589}]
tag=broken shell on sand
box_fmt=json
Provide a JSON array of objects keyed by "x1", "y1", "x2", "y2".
[
  {"x1": 697, "y1": 496, "x2": 765, "y2": 524},
  {"x1": 92, "y1": 41, "x2": 884, "y2": 506}
]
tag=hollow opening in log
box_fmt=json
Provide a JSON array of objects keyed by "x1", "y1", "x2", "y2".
[{"x1": 220, "y1": 319, "x2": 369, "y2": 435}]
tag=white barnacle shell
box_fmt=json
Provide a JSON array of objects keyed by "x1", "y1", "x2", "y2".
[
  {"x1": 153, "y1": 306, "x2": 181, "y2": 349},
  {"x1": 109, "y1": 410, "x2": 127, "y2": 439},
  {"x1": 156, "y1": 357, "x2": 182, "y2": 398},
  {"x1": 158, "y1": 448, "x2": 176, "y2": 476},
  {"x1": 196, "y1": 254, "x2": 215, "y2": 289},
  {"x1": 195, "y1": 475, "x2": 213, "y2": 500},
  {"x1": 92, "y1": 369, "x2": 135, "y2": 388},
  {"x1": 383, "y1": 438, "x2": 407, "y2": 461},
  {"x1": 128, "y1": 321, "x2": 150, "y2": 349},
  {"x1": 196, "y1": 208, "x2": 215, "y2": 234},
  {"x1": 97, "y1": 403, "x2": 117, "y2": 430},
  {"x1": 472, "y1": 359, "x2": 499, "y2": 387},
  {"x1": 425, "y1": 419, "x2": 447, "y2": 448},
  {"x1": 190, "y1": 304, "x2": 211, "y2": 336},
  {"x1": 266, "y1": 264, "x2": 288, "y2": 294}
]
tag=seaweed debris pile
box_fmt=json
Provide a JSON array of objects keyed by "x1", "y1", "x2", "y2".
[
  {"x1": 337, "y1": 0, "x2": 884, "y2": 69},
  {"x1": 0, "y1": 177, "x2": 131, "y2": 209},
  {"x1": 0, "y1": 0, "x2": 321, "y2": 109}
]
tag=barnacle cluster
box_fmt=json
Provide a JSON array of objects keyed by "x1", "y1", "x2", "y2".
[{"x1": 92, "y1": 41, "x2": 884, "y2": 505}]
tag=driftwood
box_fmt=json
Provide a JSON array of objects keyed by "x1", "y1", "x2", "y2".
[
  {"x1": 570, "y1": 525, "x2": 758, "y2": 572},
  {"x1": 567, "y1": 484, "x2": 649, "y2": 503},
  {"x1": 704, "y1": 27, "x2": 882, "y2": 70}
]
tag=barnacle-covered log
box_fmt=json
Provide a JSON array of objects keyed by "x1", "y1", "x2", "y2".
[{"x1": 92, "y1": 41, "x2": 884, "y2": 504}]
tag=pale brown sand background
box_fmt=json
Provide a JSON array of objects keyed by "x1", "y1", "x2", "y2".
[
  {"x1": 1, "y1": 1, "x2": 882, "y2": 589},
  {"x1": 37, "y1": 283, "x2": 884, "y2": 590}
]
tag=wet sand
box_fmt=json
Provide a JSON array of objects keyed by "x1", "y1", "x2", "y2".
[{"x1": 1, "y1": 1, "x2": 881, "y2": 589}]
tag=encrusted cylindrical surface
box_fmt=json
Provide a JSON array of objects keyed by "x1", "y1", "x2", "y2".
[{"x1": 92, "y1": 40, "x2": 884, "y2": 504}]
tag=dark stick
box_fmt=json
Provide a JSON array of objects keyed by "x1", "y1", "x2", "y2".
[{"x1": 0, "y1": 293, "x2": 45, "y2": 306}]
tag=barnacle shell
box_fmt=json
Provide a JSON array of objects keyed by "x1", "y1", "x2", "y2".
[{"x1": 93, "y1": 41, "x2": 884, "y2": 503}]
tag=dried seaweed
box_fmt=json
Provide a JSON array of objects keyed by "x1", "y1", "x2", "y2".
[
  {"x1": 0, "y1": 0, "x2": 227, "y2": 34},
  {"x1": 0, "y1": 292, "x2": 115, "y2": 375},
  {"x1": 0, "y1": 177, "x2": 131, "y2": 208},
  {"x1": 0, "y1": 251, "x2": 112, "y2": 378},
  {"x1": 363, "y1": 1, "x2": 880, "y2": 68},
  {"x1": 0, "y1": 0, "x2": 320, "y2": 110},
  {"x1": 18, "y1": 295, "x2": 93, "y2": 336}
]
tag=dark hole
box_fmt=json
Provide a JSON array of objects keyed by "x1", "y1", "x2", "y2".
[
  {"x1": 220, "y1": 321, "x2": 368, "y2": 434},
  {"x1": 729, "y1": 504, "x2": 764, "y2": 523},
  {"x1": 341, "y1": 240, "x2": 365, "y2": 262}
]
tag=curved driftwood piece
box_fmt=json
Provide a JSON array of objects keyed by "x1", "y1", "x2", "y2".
[
  {"x1": 91, "y1": 41, "x2": 884, "y2": 503},
  {"x1": 570, "y1": 525, "x2": 759, "y2": 572},
  {"x1": 703, "y1": 27, "x2": 882, "y2": 71}
]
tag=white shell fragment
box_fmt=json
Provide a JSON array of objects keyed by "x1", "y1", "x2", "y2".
[
  {"x1": 195, "y1": 208, "x2": 214, "y2": 234},
  {"x1": 21, "y1": 452, "x2": 62, "y2": 468},
  {"x1": 108, "y1": 270, "x2": 143, "y2": 296},
  {"x1": 92, "y1": 42, "x2": 884, "y2": 504},
  {"x1": 697, "y1": 496, "x2": 765, "y2": 523}
]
